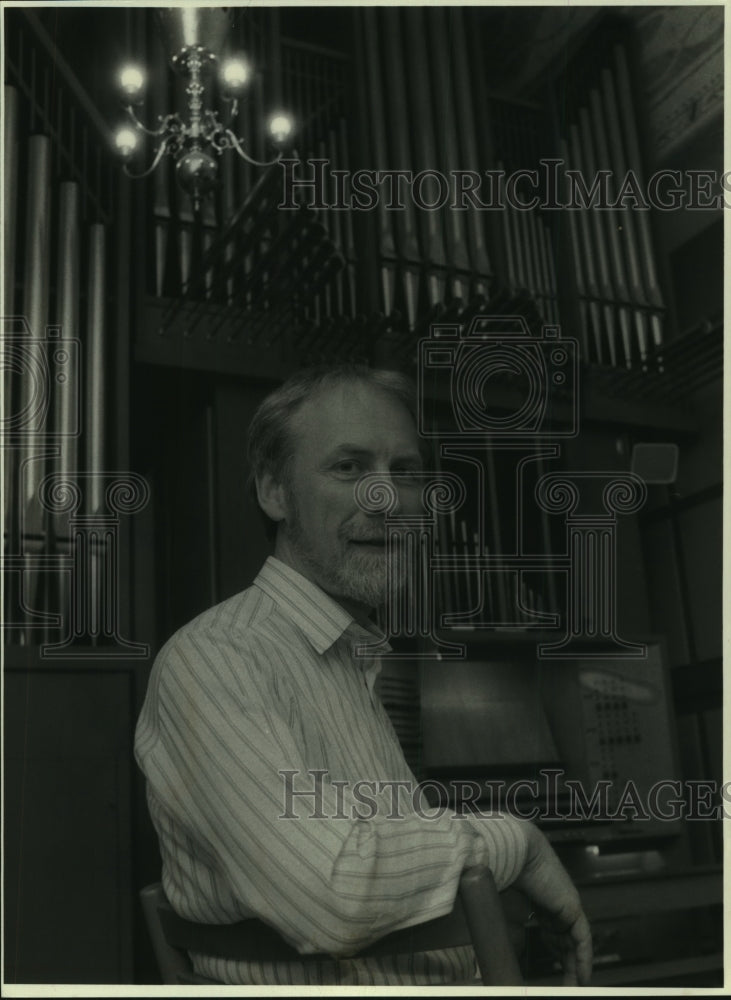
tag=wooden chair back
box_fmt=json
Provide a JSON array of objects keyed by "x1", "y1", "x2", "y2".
[{"x1": 140, "y1": 866, "x2": 523, "y2": 985}]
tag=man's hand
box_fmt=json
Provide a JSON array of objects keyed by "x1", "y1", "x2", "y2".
[{"x1": 514, "y1": 823, "x2": 593, "y2": 985}]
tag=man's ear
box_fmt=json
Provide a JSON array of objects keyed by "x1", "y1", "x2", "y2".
[{"x1": 255, "y1": 471, "x2": 288, "y2": 524}]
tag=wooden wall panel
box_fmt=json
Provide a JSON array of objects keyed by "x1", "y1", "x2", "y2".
[
  {"x1": 214, "y1": 379, "x2": 276, "y2": 600},
  {"x1": 642, "y1": 519, "x2": 691, "y2": 668},
  {"x1": 677, "y1": 498, "x2": 722, "y2": 664},
  {"x1": 5, "y1": 668, "x2": 133, "y2": 983}
]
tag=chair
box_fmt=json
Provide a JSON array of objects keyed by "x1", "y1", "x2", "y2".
[{"x1": 140, "y1": 866, "x2": 524, "y2": 985}]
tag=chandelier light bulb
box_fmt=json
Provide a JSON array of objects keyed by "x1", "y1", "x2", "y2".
[
  {"x1": 117, "y1": 64, "x2": 146, "y2": 103},
  {"x1": 114, "y1": 125, "x2": 140, "y2": 159},
  {"x1": 219, "y1": 55, "x2": 252, "y2": 95},
  {"x1": 267, "y1": 112, "x2": 294, "y2": 145}
]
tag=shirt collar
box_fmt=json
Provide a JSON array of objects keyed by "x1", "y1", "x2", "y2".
[{"x1": 254, "y1": 556, "x2": 358, "y2": 654}]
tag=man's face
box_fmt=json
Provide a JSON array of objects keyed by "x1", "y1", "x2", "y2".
[{"x1": 275, "y1": 381, "x2": 425, "y2": 612}]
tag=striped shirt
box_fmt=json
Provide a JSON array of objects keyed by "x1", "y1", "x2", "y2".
[{"x1": 134, "y1": 556, "x2": 528, "y2": 985}]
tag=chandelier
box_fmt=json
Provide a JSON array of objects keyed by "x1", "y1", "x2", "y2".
[{"x1": 112, "y1": 8, "x2": 294, "y2": 210}]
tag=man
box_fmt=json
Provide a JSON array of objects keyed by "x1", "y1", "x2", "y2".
[{"x1": 135, "y1": 364, "x2": 592, "y2": 986}]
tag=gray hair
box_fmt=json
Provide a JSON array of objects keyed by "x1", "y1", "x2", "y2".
[{"x1": 246, "y1": 363, "x2": 426, "y2": 538}]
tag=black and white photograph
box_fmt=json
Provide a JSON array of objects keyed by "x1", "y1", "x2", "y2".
[{"x1": 3, "y1": 2, "x2": 725, "y2": 991}]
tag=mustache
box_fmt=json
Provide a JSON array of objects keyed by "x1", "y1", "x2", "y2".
[{"x1": 341, "y1": 523, "x2": 395, "y2": 544}]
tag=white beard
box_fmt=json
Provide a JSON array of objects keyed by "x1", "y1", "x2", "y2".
[
  {"x1": 329, "y1": 540, "x2": 405, "y2": 608},
  {"x1": 283, "y1": 495, "x2": 407, "y2": 609}
]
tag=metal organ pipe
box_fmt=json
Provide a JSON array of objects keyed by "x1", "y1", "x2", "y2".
[
  {"x1": 85, "y1": 224, "x2": 106, "y2": 516},
  {"x1": 21, "y1": 134, "x2": 52, "y2": 538}
]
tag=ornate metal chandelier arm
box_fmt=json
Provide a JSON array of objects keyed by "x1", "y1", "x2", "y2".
[
  {"x1": 122, "y1": 137, "x2": 171, "y2": 179},
  {"x1": 222, "y1": 129, "x2": 282, "y2": 167},
  {"x1": 125, "y1": 104, "x2": 180, "y2": 138},
  {"x1": 199, "y1": 109, "x2": 224, "y2": 143},
  {"x1": 225, "y1": 98, "x2": 240, "y2": 124}
]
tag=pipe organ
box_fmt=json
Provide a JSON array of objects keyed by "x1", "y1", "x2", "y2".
[
  {"x1": 555, "y1": 33, "x2": 666, "y2": 370},
  {"x1": 132, "y1": 6, "x2": 674, "y2": 384},
  {"x1": 4, "y1": 6, "x2": 716, "y2": 645},
  {"x1": 3, "y1": 12, "x2": 132, "y2": 649}
]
